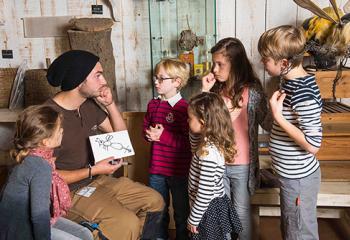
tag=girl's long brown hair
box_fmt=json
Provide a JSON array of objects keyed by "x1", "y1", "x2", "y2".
[
  {"x1": 10, "y1": 105, "x2": 62, "y2": 163},
  {"x1": 189, "y1": 92, "x2": 236, "y2": 163},
  {"x1": 210, "y1": 37, "x2": 263, "y2": 109}
]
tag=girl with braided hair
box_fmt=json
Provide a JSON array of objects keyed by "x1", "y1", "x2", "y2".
[{"x1": 0, "y1": 105, "x2": 93, "y2": 240}]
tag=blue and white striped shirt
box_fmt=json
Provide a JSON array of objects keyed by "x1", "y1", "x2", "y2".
[
  {"x1": 188, "y1": 144, "x2": 226, "y2": 226},
  {"x1": 269, "y1": 74, "x2": 322, "y2": 179}
]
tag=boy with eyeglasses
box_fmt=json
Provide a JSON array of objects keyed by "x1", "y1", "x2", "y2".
[{"x1": 143, "y1": 58, "x2": 192, "y2": 240}]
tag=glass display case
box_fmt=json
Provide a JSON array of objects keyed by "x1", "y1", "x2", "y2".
[{"x1": 148, "y1": 0, "x2": 216, "y2": 97}]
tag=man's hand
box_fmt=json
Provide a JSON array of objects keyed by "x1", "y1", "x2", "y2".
[
  {"x1": 187, "y1": 223, "x2": 198, "y2": 234},
  {"x1": 145, "y1": 124, "x2": 164, "y2": 141},
  {"x1": 202, "y1": 72, "x2": 216, "y2": 92},
  {"x1": 96, "y1": 85, "x2": 114, "y2": 107},
  {"x1": 92, "y1": 157, "x2": 122, "y2": 175}
]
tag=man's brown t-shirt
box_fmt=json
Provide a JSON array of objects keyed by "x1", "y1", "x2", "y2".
[{"x1": 46, "y1": 98, "x2": 107, "y2": 190}]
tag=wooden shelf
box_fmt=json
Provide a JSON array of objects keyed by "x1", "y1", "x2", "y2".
[
  {"x1": 252, "y1": 181, "x2": 350, "y2": 207},
  {"x1": 0, "y1": 108, "x2": 22, "y2": 122},
  {"x1": 259, "y1": 156, "x2": 350, "y2": 182},
  {"x1": 258, "y1": 122, "x2": 350, "y2": 160},
  {"x1": 315, "y1": 70, "x2": 350, "y2": 99}
]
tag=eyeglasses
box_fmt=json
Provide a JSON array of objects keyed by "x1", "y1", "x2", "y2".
[{"x1": 153, "y1": 76, "x2": 174, "y2": 84}]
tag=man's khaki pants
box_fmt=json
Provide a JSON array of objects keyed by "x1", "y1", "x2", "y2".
[{"x1": 67, "y1": 176, "x2": 164, "y2": 240}]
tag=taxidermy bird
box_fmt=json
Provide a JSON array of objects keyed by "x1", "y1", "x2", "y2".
[{"x1": 294, "y1": 0, "x2": 350, "y2": 68}]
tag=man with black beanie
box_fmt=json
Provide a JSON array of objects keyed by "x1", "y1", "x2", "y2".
[{"x1": 45, "y1": 50, "x2": 164, "y2": 240}]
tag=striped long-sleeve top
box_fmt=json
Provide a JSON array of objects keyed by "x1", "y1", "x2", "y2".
[
  {"x1": 143, "y1": 93, "x2": 192, "y2": 177},
  {"x1": 188, "y1": 144, "x2": 226, "y2": 226},
  {"x1": 269, "y1": 74, "x2": 323, "y2": 179}
]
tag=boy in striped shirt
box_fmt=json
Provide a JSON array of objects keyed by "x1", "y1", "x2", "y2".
[
  {"x1": 258, "y1": 25, "x2": 323, "y2": 240},
  {"x1": 143, "y1": 58, "x2": 192, "y2": 240}
]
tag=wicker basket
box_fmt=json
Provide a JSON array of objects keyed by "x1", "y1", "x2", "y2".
[
  {"x1": 24, "y1": 69, "x2": 60, "y2": 107},
  {"x1": 0, "y1": 68, "x2": 17, "y2": 108}
]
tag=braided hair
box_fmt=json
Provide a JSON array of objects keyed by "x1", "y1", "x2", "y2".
[{"x1": 10, "y1": 105, "x2": 62, "y2": 163}]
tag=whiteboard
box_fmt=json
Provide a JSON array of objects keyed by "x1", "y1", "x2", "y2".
[{"x1": 89, "y1": 130, "x2": 135, "y2": 162}]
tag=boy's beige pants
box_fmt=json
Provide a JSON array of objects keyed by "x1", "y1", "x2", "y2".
[{"x1": 67, "y1": 175, "x2": 164, "y2": 240}]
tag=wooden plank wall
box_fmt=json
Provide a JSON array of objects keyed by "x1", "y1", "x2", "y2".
[
  {"x1": 0, "y1": 0, "x2": 153, "y2": 112},
  {"x1": 0, "y1": 0, "x2": 349, "y2": 111}
]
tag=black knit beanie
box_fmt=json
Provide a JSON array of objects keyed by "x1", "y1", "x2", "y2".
[{"x1": 47, "y1": 50, "x2": 99, "y2": 91}]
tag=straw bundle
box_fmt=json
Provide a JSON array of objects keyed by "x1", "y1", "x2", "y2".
[
  {"x1": 24, "y1": 69, "x2": 59, "y2": 107},
  {"x1": 0, "y1": 68, "x2": 17, "y2": 108}
]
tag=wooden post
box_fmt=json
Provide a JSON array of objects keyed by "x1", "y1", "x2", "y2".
[{"x1": 251, "y1": 205, "x2": 260, "y2": 240}]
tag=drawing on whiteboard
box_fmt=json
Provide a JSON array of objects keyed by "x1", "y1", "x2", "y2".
[
  {"x1": 95, "y1": 134, "x2": 132, "y2": 153},
  {"x1": 89, "y1": 130, "x2": 135, "y2": 162}
]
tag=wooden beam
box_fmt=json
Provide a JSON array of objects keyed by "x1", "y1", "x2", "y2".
[
  {"x1": 258, "y1": 206, "x2": 346, "y2": 218},
  {"x1": 252, "y1": 182, "x2": 350, "y2": 207},
  {"x1": 0, "y1": 108, "x2": 21, "y2": 122},
  {"x1": 23, "y1": 16, "x2": 73, "y2": 38}
]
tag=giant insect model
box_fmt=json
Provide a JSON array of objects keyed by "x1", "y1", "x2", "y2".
[{"x1": 294, "y1": 0, "x2": 350, "y2": 69}]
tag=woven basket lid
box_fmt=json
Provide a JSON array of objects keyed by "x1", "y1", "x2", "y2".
[
  {"x1": 0, "y1": 68, "x2": 17, "y2": 108},
  {"x1": 24, "y1": 69, "x2": 59, "y2": 107}
]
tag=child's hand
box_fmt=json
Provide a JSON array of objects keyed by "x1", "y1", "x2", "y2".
[
  {"x1": 187, "y1": 223, "x2": 198, "y2": 234},
  {"x1": 145, "y1": 124, "x2": 164, "y2": 141},
  {"x1": 269, "y1": 90, "x2": 286, "y2": 119},
  {"x1": 202, "y1": 72, "x2": 216, "y2": 92},
  {"x1": 96, "y1": 85, "x2": 114, "y2": 107}
]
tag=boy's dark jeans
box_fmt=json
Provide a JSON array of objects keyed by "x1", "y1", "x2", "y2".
[
  {"x1": 141, "y1": 211, "x2": 163, "y2": 240},
  {"x1": 149, "y1": 174, "x2": 190, "y2": 240}
]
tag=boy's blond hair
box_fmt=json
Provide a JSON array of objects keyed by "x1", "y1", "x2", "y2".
[
  {"x1": 154, "y1": 58, "x2": 190, "y2": 90},
  {"x1": 258, "y1": 25, "x2": 306, "y2": 68}
]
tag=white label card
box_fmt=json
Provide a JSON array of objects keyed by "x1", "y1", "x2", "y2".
[{"x1": 76, "y1": 187, "x2": 96, "y2": 197}]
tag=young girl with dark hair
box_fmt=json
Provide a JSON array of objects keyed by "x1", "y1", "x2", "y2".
[
  {"x1": 201, "y1": 37, "x2": 271, "y2": 240},
  {"x1": 0, "y1": 105, "x2": 93, "y2": 240}
]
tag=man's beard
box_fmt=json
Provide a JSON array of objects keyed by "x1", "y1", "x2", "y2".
[{"x1": 80, "y1": 89, "x2": 99, "y2": 98}]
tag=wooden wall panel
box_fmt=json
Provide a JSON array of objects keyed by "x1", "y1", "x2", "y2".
[
  {"x1": 266, "y1": 0, "x2": 297, "y2": 28},
  {"x1": 216, "y1": 0, "x2": 236, "y2": 39},
  {"x1": 121, "y1": 0, "x2": 152, "y2": 111},
  {"x1": 235, "y1": 0, "x2": 266, "y2": 84},
  {"x1": 0, "y1": 0, "x2": 348, "y2": 111},
  {"x1": 1, "y1": 0, "x2": 19, "y2": 68},
  {"x1": 263, "y1": 0, "x2": 298, "y2": 95}
]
